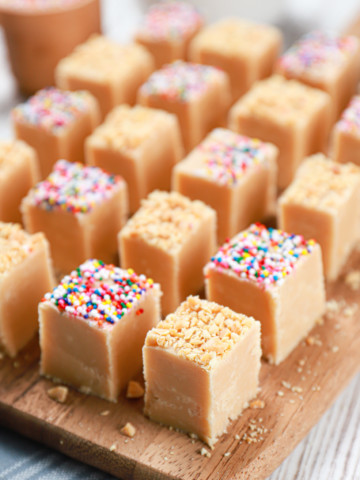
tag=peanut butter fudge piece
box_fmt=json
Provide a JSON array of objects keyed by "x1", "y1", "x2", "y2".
[
  {"x1": 173, "y1": 128, "x2": 277, "y2": 244},
  {"x1": 12, "y1": 87, "x2": 100, "y2": 178},
  {"x1": 56, "y1": 35, "x2": 155, "y2": 119},
  {"x1": 204, "y1": 223, "x2": 326, "y2": 364},
  {"x1": 144, "y1": 296, "x2": 261, "y2": 446},
  {"x1": 275, "y1": 31, "x2": 360, "y2": 121},
  {"x1": 228, "y1": 75, "x2": 331, "y2": 189},
  {"x1": 278, "y1": 154, "x2": 360, "y2": 281},
  {"x1": 135, "y1": 1, "x2": 203, "y2": 69},
  {"x1": 137, "y1": 60, "x2": 231, "y2": 153},
  {"x1": 86, "y1": 105, "x2": 184, "y2": 213},
  {"x1": 189, "y1": 18, "x2": 282, "y2": 103},
  {"x1": 0, "y1": 222, "x2": 54, "y2": 357},
  {"x1": 0, "y1": 140, "x2": 40, "y2": 223},
  {"x1": 39, "y1": 259, "x2": 161, "y2": 401},
  {"x1": 331, "y1": 95, "x2": 360, "y2": 166},
  {"x1": 22, "y1": 160, "x2": 128, "y2": 274},
  {"x1": 119, "y1": 191, "x2": 216, "y2": 316}
]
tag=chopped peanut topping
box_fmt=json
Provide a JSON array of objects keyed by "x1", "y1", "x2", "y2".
[
  {"x1": 126, "y1": 380, "x2": 145, "y2": 399},
  {"x1": 120, "y1": 422, "x2": 136, "y2": 438},
  {"x1": 250, "y1": 399, "x2": 265, "y2": 409},
  {"x1": 47, "y1": 386, "x2": 69, "y2": 403}
]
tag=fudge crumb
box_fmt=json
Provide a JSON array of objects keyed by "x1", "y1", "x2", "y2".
[
  {"x1": 281, "y1": 381, "x2": 291, "y2": 389},
  {"x1": 250, "y1": 399, "x2": 265, "y2": 409},
  {"x1": 277, "y1": 390, "x2": 284, "y2": 397},
  {"x1": 47, "y1": 386, "x2": 68, "y2": 403},
  {"x1": 109, "y1": 444, "x2": 117, "y2": 452},
  {"x1": 126, "y1": 380, "x2": 145, "y2": 399},
  {"x1": 291, "y1": 386, "x2": 303, "y2": 393},
  {"x1": 298, "y1": 358, "x2": 306, "y2": 366},
  {"x1": 120, "y1": 422, "x2": 136, "y2": 438},
  {"x1": 224, "y1": 452, "x2": 231, "y2": 457},
  {"x1": 100, "y1": 410, "x2": 110, "y2": 416},
  {"x1": 199, "y1": 447, "x2": 211, "y2": 458},
  {"x1": 345, "y1": 270, "x2": 360, "y2": 291}
]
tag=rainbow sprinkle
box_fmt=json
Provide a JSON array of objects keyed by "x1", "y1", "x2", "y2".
[
  {"x1": 139, "y1": 61, "x2": 223, "y2": 102},
  {"x1": 12, "y1": 87, "x2": 92, "y2": 133},
  {"x1": 42, "y1": 260, "x2": 157, "y2": 328},
  {"x1": 205, "y1": 223, "x2": 316, "y2": 289},
  {"x1": 28, "y1": 160, "x2": 123, "y2": 214},
  {"x1": 195, "y1": 129, "x2": 271, "y2": 186},
  {"x1": 138, "y1": 2, "x2": 202, "y2": 41},
  {"x1": 337, "y1": 95, "x2": 360, "y2": 135}
]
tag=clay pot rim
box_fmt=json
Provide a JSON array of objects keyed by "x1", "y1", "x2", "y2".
[{"x1": 0, "y1": 0, "x2": 98, "y2": 17}]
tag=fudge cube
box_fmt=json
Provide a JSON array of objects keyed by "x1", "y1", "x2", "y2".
[
  {"x1": 173, "y1": 128, "x2": 277, "y2": 244},
  {"x1": 275, "y1": 31, "x2": 360, "y2": 122},
  {"x1": 189, "y1": 18, "x2": 282, "y2": 103},
  {"x1": 204, "y1": 223, "x2": 326, "y2": 364},
  {"x1": 39, "y1": 259, "x2": 161, "y2": 401},
  {"x1": 56, "y1": 35, "x2": 155, "y2": 119},
  {"x1": 21, "y1": 160, "x2": 128, "y2": 274},
  {"x1": 143, "y1": 296, "x2": 261, "y2": 446},
  {"x1": 278, "y1": 154, "x2": 360, "y2": 281},
  {"x1": 0, "y1": 222, "x2": 54, "y2": 357},
  {"x1": 228, "y1": 75, "x2": 331, "y2": 189},
  {"x1": 137, "y1": 60, "x2": 231, "y2": 153},
  {"x1": 119, "y1": 191, "x2": 216, "y2": 316},
  {"x1": 331, "y1": 95, "x2": 360, "y2": 166},
  {"x1": 12, "y1": 87, "x2": 100, "y2": 178},
  {"x1": 135, "y1": 1, "x2": 204, "y2": 69},
  {"x1": 86, "y1": 105, "x2": 184, "y2": 213},
  {"x1": 0, "y1": 140, "x2": 40, "y2": 223}
]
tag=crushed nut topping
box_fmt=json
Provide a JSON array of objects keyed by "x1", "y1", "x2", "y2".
[
  {"x1": 126, "y1": 380, "x2": 145, "y2": 399},
  {"x1": 120, "y1": 422, "x2": 136, "y2": 438},
  {"x1": 47, "y1": 385, "x2": 69, "y2": 403}
]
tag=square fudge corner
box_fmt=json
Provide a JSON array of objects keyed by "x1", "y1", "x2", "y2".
[
  {"x1": 278, "y1": 154, "x2": 360, "y2": 281},
  {"x1": 143, "y1": 296, "x2": 261, "y2": 447},
  {"x1": 137, "y1": 60, "x2": 231, "y2": 153},
  {"x1": 228, "y1": 75, "x2": 331, "y2": 190},
  {"x1": 119, "y1": 191, "x2": 217, "y2": 316},
  {"x1": 21, "y1": 160, "x2": 128, "y2": 275},
  {"x1": 204, "y1": 223, "x2": 326, "y2": 364},
  {"x1": 0, "y1": 222, "x2": 55, "y2": 357},
  {"x1": 39, "y1": 260, "x2": 162, "y2": 402},
  {"x1": 331, "y1": 95, "x2": 360, "y2": 166}
]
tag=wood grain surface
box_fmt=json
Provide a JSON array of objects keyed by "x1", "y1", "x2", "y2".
[{"x1": 0, "y1": 247, "x2": 359, "y2": 480}]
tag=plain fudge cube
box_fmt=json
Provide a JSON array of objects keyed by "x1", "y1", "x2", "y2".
[
  {"x1": 173, "y1": 128, "x2": 277, "y2": 244},
  {"x1": 228, "y1": 75, "x2": 331, "y2": 189},
  {"x1": 135, "y1": 1, "x2": 203, "y2": 69},
  {"x1": 0, "y1": 140, "x2": 40, "y2": 223},
  {"x1": 39, "y1": 260, "x2": 161, "y2": 401},
  {"x1": 204, "y1": 223, "x2": 326, "y2": 364},
  {"x1": 189, "y1": 18, "x2": 282, "y2": 103},
  {"x1": 137, "y1": 60, "x2": 231, "y2": 153},
  {"x1": 21, "y1": 160, "x2": 128, "y2": 274},
  {"x1": 331, "y1": 95, "x2": 360, "y2": 166},
  {"x1": 86, "y1": 105, "x2": 184, "y2": 213},
  {"x1": 119, "y1": 191, "x2": 216, "y2": 316},
  {"x1": 56, "y1": 35, "x2": 155, "y2": 119},
  {"x1": 0, "y1": 222, "x2": 54, "y2": 357},
  {"x1": 12, "y1": 87, "x2": 100, "y2": 178},
  {"x1": 275, "y1": 31, "x2": 360, "y2": 121},
  {"x1": 278, "y1": 154, "x2": 360, "y2": 281},
  {"x1": 143, "y1": 296, "x2": 261, "y2": 446}
]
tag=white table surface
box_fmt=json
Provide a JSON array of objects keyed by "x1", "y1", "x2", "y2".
[{"x1": 0, "y1": 1, "x2": 359, "y2": 479}]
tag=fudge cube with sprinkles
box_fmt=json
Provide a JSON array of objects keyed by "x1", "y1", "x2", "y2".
[
  {"x1": 0, "y1": 140, "x2": 40, "y2": 223},
  {"x1": 12, "y1": 87, "x2": 100, "y2": 178},
  {"x1": 137, "y1": 60, "x2": 231, "y2": 153},
  {"x1": 21, "y1": 160, "x2": 128, "y2": 274},
  {"x1": 55, "y1": 35, "x2": 155, "y2": 119},
  {"x1": 228, "y1": 75, "x2": 331, "y2": 189},
  {"x1": 189, "y1": 18, "x2": 282, "y2": 103},
  {"x1": 0, "y1": 222, "x2": 55, "y2": 357},
  {"x1": 143, "y1": 296, "x2": 261, "y2": 446},
  {"x1": 135, "y1": 1, "x2": 204, "y2": 69},
  {"x1": 278, "y1": 154, "x2": 360, "y2": 281},
  {"x1": 275, "y1": 31, "x2": 360, "y2": 121},
  {"x1": 39, "y1": 259, "x2": 161, "y2": 401},
  {"x1": 119, "y1": 191, "x2": 216, "y2": 316},
  {"x1": 331, "y1": 95, "x2": 360, "y2": 166},
  {"x1": 173, "y1": 128, "x2": 278, "y2": 244},
  {"x1": 204, "y1": 223, "x2": 326, "y2": 364}
]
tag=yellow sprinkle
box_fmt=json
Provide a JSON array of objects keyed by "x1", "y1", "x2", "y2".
[{"x1": 127, "y1": 268, "x2": 134, "y2": 275}]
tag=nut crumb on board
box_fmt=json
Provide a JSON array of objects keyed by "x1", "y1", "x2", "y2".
[
  {"x1": 345, "y1": 270, "x2": 360, "y2": 291},
  {"x1": 199, "y1": 447, "x2": 211, "y2": 458},
  {"x1": 100, "y1": 410, "x2": 110, "y2": 416},
  {"x1": 224, "y1": 452, "x2": 231, "y2": 457},
  {"x1": 120, "y1": 422, "x2": 136, "y2": 438},
  {"x1": 249, "y1": 399, "x2": 265, "y2": 409},
  {"x1": 126, "y1": 380, "x2": 145, "y2": 399},
  {"x1": 47, "y1": 386, "x2": 68, "y2": 403},
  {"x1": 109, "y1": 444, "x2": 117, "y2": 452}
]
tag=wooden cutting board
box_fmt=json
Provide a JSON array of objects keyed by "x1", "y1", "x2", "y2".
[{"x1": 0, "y1": 248, "x2": 359, "y2": 480}]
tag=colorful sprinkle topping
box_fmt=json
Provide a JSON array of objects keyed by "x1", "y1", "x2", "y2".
[
  {"x1": 12, "y1": 87, "x2": 92, "y2": 133},
  {"x1": 205, "y1": 223, "x2": 316, "y2": 289},
  {"x1": 139, "y1": 61, "x2": 223, "y2": 102},
  {"x1": 337, "y1": 95, "x2": 360, "y2": 135},
  {"x1": 42, "y1": 260, "x2": 157, "y2": 328},
  {"x1": 28, "y1": 160, "x2": 123, "y2": 214},
  {"x1": 277, "y1": 31, "x2": 358, "y2": 77},
  {"x1": 137, "y1": 2, "x2": 202, "y2": 41}
]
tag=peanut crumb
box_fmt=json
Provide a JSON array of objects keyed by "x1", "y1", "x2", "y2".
[
  {"x1": 277, "y1": 390, "x2": 284, "y2": 397},
  {"x1": 109, "y1": 444, "x2": 117, "y2": 452},
  {"x1": 120, "y1": 422, "x2": 136, "y2": 438},
  {"x1": 47, "y1": 386, "x2": 68, "y2": 403},
  {"x1": 199, "y1": 447, "x2": 211, "y2": 458},
  {"x1": 100, "y1": 410, "x2": 110, "y2": 416},
  {"x1": 291, "y1": 386, "x2": 303, "y2": 393},
  {"x1": 224, "y1": 452, "x2": 231, "y2": 457},
  {"x1": 281, "y1": 381, "x2": 291, "y2": 389},
  {"x1": 235, "y1": 434, "x2": 240, "y2": 440},
  {"x1": 126, "y1": 380, "x2": 145, "y2": 399},
  {"x1": 331, "y1": 345, "x2": 339, "y2": 353},
  {"x1": 250, "y1": 399, "x2": 265, "y2": 409}
]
